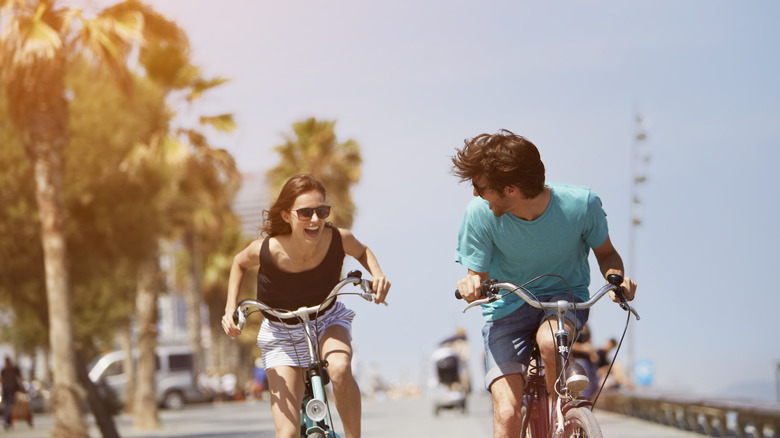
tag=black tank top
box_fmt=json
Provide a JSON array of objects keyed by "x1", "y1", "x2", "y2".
[{"x1": 256, "y1": 224, "x2": 345, "y2": 323}]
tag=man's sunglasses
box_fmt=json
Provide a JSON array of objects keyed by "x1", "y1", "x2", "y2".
[
  {"x1": 473, "y1": 182, "x2": 490, "y2": 197},
  {"x1": 290, "y1": 205, "x2": 331, "y2": 220}
]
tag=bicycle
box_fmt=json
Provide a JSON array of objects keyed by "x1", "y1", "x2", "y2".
[
  {"x1": 457, "y1": 273, "x2": 640, "y2": 438},
  {"x1": 233, "y1": 270, "x2": 386, "y2": 438}
]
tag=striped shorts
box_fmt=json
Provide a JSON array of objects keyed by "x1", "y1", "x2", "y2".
[{"x1": 257, "y1": 301, "x2": 356, "y2": 369}]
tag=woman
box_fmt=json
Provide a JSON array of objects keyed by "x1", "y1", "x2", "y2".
[{"x1": 222, "y1": 174, "x2": 390, "y2": 438}]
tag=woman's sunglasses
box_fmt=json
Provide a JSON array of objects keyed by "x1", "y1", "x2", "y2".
[{"x1": 290, "y1": 205, "x2": 331, "y2": 220}]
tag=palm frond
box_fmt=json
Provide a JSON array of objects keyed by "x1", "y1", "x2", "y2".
[
  {"x1": 103, "y1": 9, "x2": 144, "y2": 43},
  {"x1": 2, "y1": 3, "x2": 63, "y2": 66},
  {"x1": 199, "y1": 114, "x2": 236, "y2": 133},
  {"x1": 156, "y1": 134, "x2": 189, "y2": 167},
  {"x1": 187, "y1": 76, "x2": 229, "y2": 101}
]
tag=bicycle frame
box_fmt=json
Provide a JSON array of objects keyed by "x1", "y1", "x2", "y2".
[
  {"x1": 234, "y1": 270, "x2": 384, "y2": 438},
  {"x1": 522, "y1": 346, "x2": 550, "y2": 438},
  {"x1": 297, "y1": 309, "x2": 335, "y2": 437}
]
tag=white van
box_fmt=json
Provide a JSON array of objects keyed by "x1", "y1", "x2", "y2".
[{"x1": 88, "y1": 345, "x2": 205, "y2": 410}]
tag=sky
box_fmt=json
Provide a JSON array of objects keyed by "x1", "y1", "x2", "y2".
[{"x1": 82, "y1": 0, "x2": 780, "y2": 401}]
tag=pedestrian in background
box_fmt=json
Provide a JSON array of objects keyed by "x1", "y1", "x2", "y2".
[{"x1": 1, "y1": 356, "x2": 23, "y2": 430}]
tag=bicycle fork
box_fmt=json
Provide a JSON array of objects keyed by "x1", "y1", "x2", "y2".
[
  {"x1": 298, "y1": 312, "x2": 340, "y2": 438},
  {"x1": 552, "y1": 301, "x2": 591, "y2": 436}
]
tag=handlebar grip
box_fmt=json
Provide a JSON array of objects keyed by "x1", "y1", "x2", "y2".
[
  {"x1": 606, "y1": 273, "x2": 628, "y2": 304},
  {"x1": 455, "y1": 278, "x2": 497, "y2": 300},
  {"x1": 232, "y1": 305, "x2": 247, "y2": 330},
  {"x1": 607, "y1": 273, "x2": 624, "y2": 286}
]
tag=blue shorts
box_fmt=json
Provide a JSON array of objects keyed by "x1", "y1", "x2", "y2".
[{"x1": 482, "y1": 293, "x2": 589, "y2": 391}]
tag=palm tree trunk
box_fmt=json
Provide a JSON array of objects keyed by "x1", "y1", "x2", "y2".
[
  {"x1": 134, "y1": 253, "x2": 161, "y2": 429},
  {"x1": 32, "y1": 143, "x2": 88, "y2": 438},
  {"x1": 184, "y1": 228, "x2": 205, "y2": 377},
  {"x1": 121, "y1": 322, "x2": 136, "y2": 413}
]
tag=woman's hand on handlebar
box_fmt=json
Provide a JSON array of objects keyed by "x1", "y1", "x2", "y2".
[
  {"x1": 222, "y1": 309, "x2": 242, "y2": 338},
  {"x1": 371, "y1": 274, "x2": 391, "y2": 304},
  {"x1": 457, "y1": 272, "x2": 485, "y2": 303}
]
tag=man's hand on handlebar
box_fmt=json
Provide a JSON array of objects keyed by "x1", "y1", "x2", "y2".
[
  {"x1": 608, "y1": 276, "x2": 637, "y2": 303},
  {"x1": 457, "y1": 272, "x2": 486, "y2": 303}
]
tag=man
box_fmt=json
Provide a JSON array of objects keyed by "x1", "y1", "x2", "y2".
[
  {"x1": 1, "y1": 357, "x2": 22, "y2": 430},
  {"x1": 452, "y1": 130, "x2": 637, "y2": 438}
]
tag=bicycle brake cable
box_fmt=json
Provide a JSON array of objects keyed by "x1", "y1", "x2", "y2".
[{"x1": 591, "y1": 307, "x2": 631, "y2": 407}]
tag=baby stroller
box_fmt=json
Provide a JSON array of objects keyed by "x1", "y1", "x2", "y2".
[{"x1": 430, "y1": 346, "x2": 467, "y2": 416}]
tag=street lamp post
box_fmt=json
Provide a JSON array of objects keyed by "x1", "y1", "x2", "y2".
[
  {"x1": 628, "y1": 112, "x2": 650, "y2": 384},
  {"x1": 776, "y1": 361, "x2": 780, "y2": 402}
]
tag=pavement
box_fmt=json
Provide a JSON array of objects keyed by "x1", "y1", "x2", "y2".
[{"x1": 2, "y1": 394, "x2": 704, "y2": 437}]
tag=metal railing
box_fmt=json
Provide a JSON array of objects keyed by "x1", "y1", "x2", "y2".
[{"x1": 599, "y1": 391, "x2": 780, "y2": 438}]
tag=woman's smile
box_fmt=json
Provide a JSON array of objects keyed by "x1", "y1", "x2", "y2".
[{"x1": 304, "y1": 225, "x2": 320, "y2": 239}]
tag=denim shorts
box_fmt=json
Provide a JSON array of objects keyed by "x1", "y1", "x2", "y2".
[{"x1": 482, "y1": 293, "x2": 589, "y2": 391}]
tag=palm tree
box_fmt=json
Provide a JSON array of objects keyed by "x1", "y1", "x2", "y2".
[
  {"x1": 176, "y1": 147, "x2": 240, "y2": 378},
  {"x1": 142, "y1": 36, "x2": 239, "y2": 384},
  {"x1": 267, "y1": 117, "x2": 363, "y2": 228},
  {"x1": 119, "y1": 41, "x2": 238, "y2": 426},
  {"x1": 0, "y1": 1, "x2": 188, "y2": 435}
]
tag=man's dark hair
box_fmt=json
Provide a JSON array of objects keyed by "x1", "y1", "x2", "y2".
[{"x1": 451, "y1": 129, "x2": 545, "y2": 198}]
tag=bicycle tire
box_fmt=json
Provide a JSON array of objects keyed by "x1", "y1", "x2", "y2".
[
  {"x1": 519, "y1": 404, "x2": 530, "y2": 438},
  {"x1": 562, "y1": 406, "x2": 602, "y2": 438}
]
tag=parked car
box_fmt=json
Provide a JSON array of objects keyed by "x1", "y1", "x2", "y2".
[{"x1": 88, "y1": 345, "x2": 206, "y2": 410}]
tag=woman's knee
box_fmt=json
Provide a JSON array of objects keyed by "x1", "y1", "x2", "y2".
[{"x1": 326, "y1": 354, "x2": 353, "y2": 384}]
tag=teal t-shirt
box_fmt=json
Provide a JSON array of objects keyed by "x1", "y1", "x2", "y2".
[{"x1": 455, "y1": 183, "x2": 609, "y2": 321}]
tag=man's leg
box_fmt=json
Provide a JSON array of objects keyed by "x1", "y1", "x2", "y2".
[
  {"x1": 482, "y1": 306, "x2": 540, "y2": 438},
  {"x1": 3, "y1": 391, "x2": 14, "y2": 427},
  {"x1": 489, "y1": 374, "x2": 525, "y2": 438}
]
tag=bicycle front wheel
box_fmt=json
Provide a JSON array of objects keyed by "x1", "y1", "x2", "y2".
[{"x1": 562, "y1": 407, "x2": 602, "y2": 438}]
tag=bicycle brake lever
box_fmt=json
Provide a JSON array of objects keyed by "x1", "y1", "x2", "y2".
[
  {"x1": 359, "y1": 280, "x2": 388, "y2": 306},
  {"x1": 617, "y1": 297, "x2": 641, "y2": 320},
  {"x1": 461, "y1": 294, "x2": 499, "y2": 313},
  {"x1": 625, "y1": 304, "x2": 641, "y2": 320},
  {"x1": 462, "y1": 300, "x2": 487, "y2": 313},
  {"x1": 365, "y1": 293, "x2": 389, "y2": 306}
]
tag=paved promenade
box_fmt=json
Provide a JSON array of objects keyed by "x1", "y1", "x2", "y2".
[{"x1": 3, "y1": 394, "x2": 703, "y2": 437}]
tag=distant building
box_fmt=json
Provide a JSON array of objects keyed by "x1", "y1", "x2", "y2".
[
  {"x1": 157, "y1": 172, "x2": 268, "y2": 344},
  {"x1": 232, "y1": 172, "x2": 268, "y2": 239}
]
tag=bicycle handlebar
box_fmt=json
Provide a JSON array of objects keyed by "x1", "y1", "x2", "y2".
[
  {"x1": 232, "y1": 270, "x2": 385, "y2": 330},
  {"x1": 456, "y1": 273, "x2": 640, "y2": 320}
]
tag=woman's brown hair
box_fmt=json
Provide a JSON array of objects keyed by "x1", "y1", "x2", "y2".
[{"x1": 262, "y1": 174, "x2": 327, "y2": 237}]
